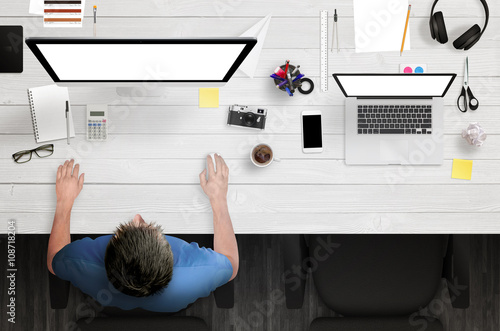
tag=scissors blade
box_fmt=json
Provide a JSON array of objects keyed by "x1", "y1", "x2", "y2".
[{"x1": 463, "y1": 56, "x2": 469, "y2": 87}]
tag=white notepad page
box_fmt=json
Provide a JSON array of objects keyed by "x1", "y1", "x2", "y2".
[
  {"x1": 354, "y1": 0, "x2": 411, "y2": 53},
  {"x1": 28, "y1": 85, "x2": 75, "y2": 143}
]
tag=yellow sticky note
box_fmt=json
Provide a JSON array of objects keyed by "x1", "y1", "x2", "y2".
[
  {"x1": 199, "y1": 88, "x2": 219, "y2": 108},
  {"x1": 451, "y1": 159, "x2": 473, "y2": 180}
]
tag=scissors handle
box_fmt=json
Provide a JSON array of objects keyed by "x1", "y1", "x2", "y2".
[
  {"x1": 457, "y1": 86, "x2": 467, "y2": 112},
  {"x1": 467, "y1": 87, "x2": 479, "y2": 111}
]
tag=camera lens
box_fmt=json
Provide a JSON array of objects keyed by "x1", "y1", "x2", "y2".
[{"x1": 242, "y1": 113, "x2": 256, "y2": 126}]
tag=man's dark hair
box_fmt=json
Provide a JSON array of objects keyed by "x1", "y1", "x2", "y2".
[{"x1": 104, "y1": 222, "x2": 174, "y2": 297}]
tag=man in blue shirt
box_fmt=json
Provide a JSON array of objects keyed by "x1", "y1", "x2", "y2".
[{"x1": 47, "y1": 155, "x2": 238, "y2": 312}]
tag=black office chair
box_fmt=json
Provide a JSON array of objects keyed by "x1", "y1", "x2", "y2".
[
  {"x1": 283, "y1": 234, "x2": 470, "y2": 331},
  {"x1": 49, "y1": 233, "x2": 234, "y2": 310}
]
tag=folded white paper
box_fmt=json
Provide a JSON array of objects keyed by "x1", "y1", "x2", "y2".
[
  {"x1": 238, "y1": 15, "x2": 272, "y2": 78},
  {"x1": 29, "y1": 0, "x2": 44, "y2": 15}
]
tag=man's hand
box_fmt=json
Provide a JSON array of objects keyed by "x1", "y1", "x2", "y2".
[
  {"x1": 48, "y1": 160, "x2": 84, "y2": 275},
  {"x1": 199, "y1": 154, "x2": 229, "y2": 208},
  {"x1": 199, "y1": 154, "x2": 238, "y2": 281},
  {"x1": 56, "y1": 159, "x2": 84, "y2": 210}
]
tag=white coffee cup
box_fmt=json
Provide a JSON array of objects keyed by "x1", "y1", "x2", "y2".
[{"x1": 250, "y1": 143, "x2": 280, "y2": 167}]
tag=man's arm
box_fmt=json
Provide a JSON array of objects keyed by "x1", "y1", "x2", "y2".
[
  {"x1": 199, "y1": 154, "x2": 239, "y2": 281},
  {"x1": 47, "y1": 160, "x2": 84, "y2": 275}
]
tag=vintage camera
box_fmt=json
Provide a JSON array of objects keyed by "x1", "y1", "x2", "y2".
[{"x1": 227, "y1": 104, "x2": 267, "y2": 130}]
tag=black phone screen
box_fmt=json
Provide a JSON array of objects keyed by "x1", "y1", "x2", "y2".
[{"x1": 302, "y1": 114, "x2": 322, "y2": 148}]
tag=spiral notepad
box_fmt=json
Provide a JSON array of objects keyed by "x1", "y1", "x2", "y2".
[{"x1": 27, "y1": 85, "x2": 75, "y2": 143}]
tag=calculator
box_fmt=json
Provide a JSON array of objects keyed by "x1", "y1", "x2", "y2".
[{"x1": 87, "y1": 104, "x2": 108, "y2": 141}]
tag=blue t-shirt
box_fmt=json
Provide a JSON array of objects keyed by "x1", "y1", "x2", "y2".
[{"x1": 52, "y1": 235, "x2": 233, "y2": 312}]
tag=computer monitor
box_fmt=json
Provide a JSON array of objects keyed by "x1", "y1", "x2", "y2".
[{"x1": 25, "y1": 37, "x2": 257, "y2": 91}]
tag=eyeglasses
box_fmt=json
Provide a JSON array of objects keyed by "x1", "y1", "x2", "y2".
[{"x1": 12, "y1": 144, "x2": 54, "y2": 164}]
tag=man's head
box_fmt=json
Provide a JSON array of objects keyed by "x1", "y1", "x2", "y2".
[{"x1": 104, "y1": 214, "x2": 174, "y2": 297}]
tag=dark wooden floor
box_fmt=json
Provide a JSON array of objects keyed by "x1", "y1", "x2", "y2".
[{"x1": 1, "y1": 234, "x2": 499, "y2": 331}]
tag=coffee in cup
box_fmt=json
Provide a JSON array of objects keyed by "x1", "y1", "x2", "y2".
[{"x1": 251, "y1": 144, "x2": 279, "y2": 167}]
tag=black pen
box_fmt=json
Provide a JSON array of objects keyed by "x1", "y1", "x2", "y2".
[
  {"x1": 65, "y1": 101, "x2": 70, "y2": 145},
  {"x1": 331, "y1": 9, "x2": 339, "y2": 53}
]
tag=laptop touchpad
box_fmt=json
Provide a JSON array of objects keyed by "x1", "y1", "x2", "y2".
[{"x1": 380, "y1": 140, "x2": 409, "y2": 163}]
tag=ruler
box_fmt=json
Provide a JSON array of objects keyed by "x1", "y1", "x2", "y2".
[{"x1": 320, "y1": 10, "x2": 328, "y2": 92}]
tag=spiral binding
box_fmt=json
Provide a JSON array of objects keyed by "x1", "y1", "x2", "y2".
[{"x1": 27, "y1": 89, "x2": 39, "y2": 142}]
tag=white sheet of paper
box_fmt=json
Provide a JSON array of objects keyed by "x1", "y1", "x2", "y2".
[
  {"x1": 29, "y1": 0, "x2": 44, "y2": 15},
  {"x1": 238, "y1": 15, "x2": 272, "y2": 78},
  {"x1": 353, "y1": 0, "x2": 410, "y2": 53}
]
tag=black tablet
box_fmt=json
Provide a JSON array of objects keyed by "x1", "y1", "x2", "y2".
[{"x1": 0, "y1": 26, "x2": 23, "y2": 73}]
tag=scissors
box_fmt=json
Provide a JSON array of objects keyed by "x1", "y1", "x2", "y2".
[{"x1": 457, "y1": 57, "x2": 479, "y2": 112}]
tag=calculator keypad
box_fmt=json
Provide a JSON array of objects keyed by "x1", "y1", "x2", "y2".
[{"x1": 87, "y1": 119, "x2": 107, "y2": 141}]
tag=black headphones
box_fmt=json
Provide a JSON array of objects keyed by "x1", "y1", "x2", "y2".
[{"x1": 430, "y1": 0, "x2": 489, "y2": 50}]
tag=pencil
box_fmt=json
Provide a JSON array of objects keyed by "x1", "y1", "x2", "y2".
[
  {"x1": 93, "y1": 6, "x2": 97, "y2": 37},
  {"x1": 400, "y1": 5, "x2": 411, "y2": 56}
]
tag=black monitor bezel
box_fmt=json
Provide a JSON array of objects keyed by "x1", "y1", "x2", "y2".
[
  {"x1": 332, "y1": 73, "x2": 457, "y2": 98},
  {"x1": 25, "y1": 37, "x2": 257, "y2": 83}
]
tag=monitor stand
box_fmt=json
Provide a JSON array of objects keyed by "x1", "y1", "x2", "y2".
[{"x1": 116, "y1": 86, "x2": 167, "y2": 97}]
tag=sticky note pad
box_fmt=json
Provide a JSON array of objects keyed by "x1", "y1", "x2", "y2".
[
  {"x1": 199, "y1": 88, "x2": 219, "y2": 108},
  {"x1": 451, "y1": 159, "x2": 473, "y2": 180}
]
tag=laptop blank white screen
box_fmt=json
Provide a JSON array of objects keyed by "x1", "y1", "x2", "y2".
[{"x1": 334, "y1": 75, "x2": 455, "y2": 97}]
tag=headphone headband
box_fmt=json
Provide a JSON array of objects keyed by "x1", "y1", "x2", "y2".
[{"x1": 431, "y1": 0, "x2": 489, "y2": 37}]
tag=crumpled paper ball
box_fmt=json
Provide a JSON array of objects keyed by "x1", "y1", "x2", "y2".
[{"x1": 462, "y1": 122, "x2": 486, "y2": 147}]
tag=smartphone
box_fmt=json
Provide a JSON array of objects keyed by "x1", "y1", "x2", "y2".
[{"x1": 301, "y1": 110, "x2": 323, "y2": 153}]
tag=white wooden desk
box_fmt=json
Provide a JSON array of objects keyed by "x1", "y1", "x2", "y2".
[{"x1": 1, "y1": 0, "x2": 499, "y2": 234}]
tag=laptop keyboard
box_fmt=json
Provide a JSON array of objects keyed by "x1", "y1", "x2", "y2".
[{"x1": 358, "y1": 105, "x2": 432, "y2": 134}]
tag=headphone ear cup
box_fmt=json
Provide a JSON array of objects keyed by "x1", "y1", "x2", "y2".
[
  {"x1": 429, "y1": 14, "x2": 437, "y2": 39},
  {"x1": 453, "y1": 24, "x2": 481, "y2": 50},
  {"x1": 432, "y1": 12, "x2": 448, "y2": 44}
]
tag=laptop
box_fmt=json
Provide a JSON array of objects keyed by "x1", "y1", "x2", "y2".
[{"x1": 333, "y1": 74, "x2": 456, "y2": 165}]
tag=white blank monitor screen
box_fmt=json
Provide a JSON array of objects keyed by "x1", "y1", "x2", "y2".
[
  {"x1": 26, "y1": 38, "x2": 256, "y2": 82},
  {"x1": 333, "y1": 74, "x2": 456, "y2": 97}
]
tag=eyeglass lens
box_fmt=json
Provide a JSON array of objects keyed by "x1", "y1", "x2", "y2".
[
  {"x1": 13, "y1": 151, "x2": 32, "y2": 163},
  {"x1": 34, "y1": 144, "x2": 54, "y2": 158}
]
